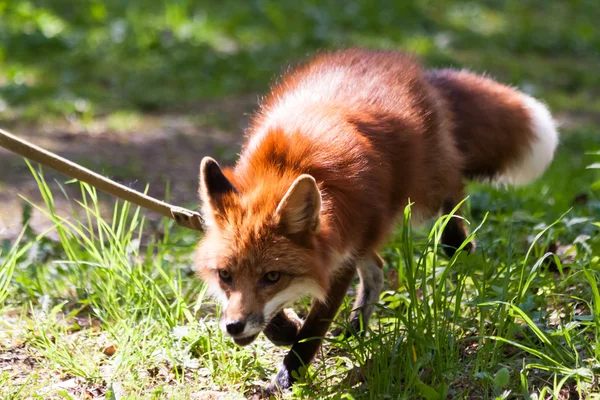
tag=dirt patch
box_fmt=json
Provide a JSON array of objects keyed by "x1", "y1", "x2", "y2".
[
  {"x1": 0, "y1": 96, "x2": 257, "y2": 241},
  {"x1": 0, "y1": 346, "x2": 38, "y2": 381}
]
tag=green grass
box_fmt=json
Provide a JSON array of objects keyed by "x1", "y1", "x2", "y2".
[
  {"x1": 1, "y1": 0, "x2": 599, "y2": 124},
  {"x1": 1, "y1": 128, "x2": 599, "y2": 399},
  {"x1": 1, "y1": 0, "x2": 600, "y2": 398}
]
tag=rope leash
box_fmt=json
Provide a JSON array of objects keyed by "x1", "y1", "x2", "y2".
[{"x1": 0, "y1": 128, "x2": 204, "y2": 232}]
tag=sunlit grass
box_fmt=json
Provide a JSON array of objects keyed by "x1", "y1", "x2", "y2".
[
  {"x1": 1, "y1": 0, "x2": 598, "y2": 122},
  {"x1": 1, "y1": 163, "x2": 281, "y2": 398},
  {"x1": 1, "y1": 129, "x2": 599, "y2": 398},
  {"x1": 1, "y1": 1, "x2": 599, "y2": 398}
]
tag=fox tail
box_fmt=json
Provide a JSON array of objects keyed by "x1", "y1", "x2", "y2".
[{"x1": 427, "y1": 69, "x2": 559, "y2": 185}]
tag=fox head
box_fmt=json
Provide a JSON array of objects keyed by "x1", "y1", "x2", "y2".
[{"x1": 194, "y1": 157, "x2": 329, "y2": 346}]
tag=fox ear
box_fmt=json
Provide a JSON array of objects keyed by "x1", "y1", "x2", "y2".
[
  {"x1": 276, "y1": 174, "x2": 321, "y2": 235},
  {"x1": 199, "y1": 157, "x2": 237, "y2": 225}
]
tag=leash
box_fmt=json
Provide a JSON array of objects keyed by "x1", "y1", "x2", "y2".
[{"x1": 0, "y1": 128, "x2": 204, "y2": 232}]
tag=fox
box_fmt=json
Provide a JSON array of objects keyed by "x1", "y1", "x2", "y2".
[{"x1": 194, "y1": 49, "x2": 559, "y2": 393}]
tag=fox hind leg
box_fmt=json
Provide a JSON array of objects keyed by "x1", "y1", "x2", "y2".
[{"x1": 440, "y1": 197, "x2": 475, "y2": 257}]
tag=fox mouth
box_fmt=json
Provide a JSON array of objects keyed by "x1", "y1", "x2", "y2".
[{"x1": 232, "y1": 333, "x2": 259, "y2": 346}]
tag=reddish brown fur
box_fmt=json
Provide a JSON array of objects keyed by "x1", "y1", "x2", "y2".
[
  {"x1": 233, "y1": 50, "x2": 464, "y2": 270},
  {"x1": 194, "y1": 49, "x2": 546, "y2": 392}
]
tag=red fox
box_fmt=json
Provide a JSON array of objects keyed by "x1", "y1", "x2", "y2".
[{"x1": 194, "y1": 49, "x2": 559, "y2": 393}]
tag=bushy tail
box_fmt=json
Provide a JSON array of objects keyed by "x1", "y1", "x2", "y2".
[{"x1": 426, "y1": 69, "x2": 559, "y2": 185}]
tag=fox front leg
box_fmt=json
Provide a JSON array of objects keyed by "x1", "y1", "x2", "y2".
[
  {"x1": 264, "y1": 265, "x2": 356, "y2": 394},
  {"x1": 263, "y1": 309, "x2": 303, "y2": 346},
  {"x1": 348, "y1": 250, "x2": 384, "y2": 333}
]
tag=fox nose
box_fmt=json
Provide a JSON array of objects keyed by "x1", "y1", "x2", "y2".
[{"x1": 226, "y1": 321, "x2": 246, "y2": 336}]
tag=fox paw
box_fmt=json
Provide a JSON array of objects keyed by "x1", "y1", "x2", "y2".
[
  {"x1": 263, "y1": 309, "x2": 303, "y2": 346},
  {"x1": 264, "y1": 365, "x2": 294, "y2": 396}
]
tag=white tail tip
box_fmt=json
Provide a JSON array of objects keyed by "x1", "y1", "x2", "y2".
[{"x1": 498, "y1": 95, "x2": 559, "y2": 185}]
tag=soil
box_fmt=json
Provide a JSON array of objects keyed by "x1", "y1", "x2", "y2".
[{"x1": 0, "y1": 96, "x2": 258, "y2": 241}]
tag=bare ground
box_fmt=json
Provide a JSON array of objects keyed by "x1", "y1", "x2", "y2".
[{"x1": 0, "y1": 96, "x2": 258, "y2": 241}]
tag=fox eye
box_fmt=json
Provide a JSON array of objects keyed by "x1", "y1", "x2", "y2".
[
  {"x1": 218, "y1": 269, "x2": 232, "y2": 282},
  {"x1": 264, "y1": 271, "x2": 281, "y2": 283}
]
